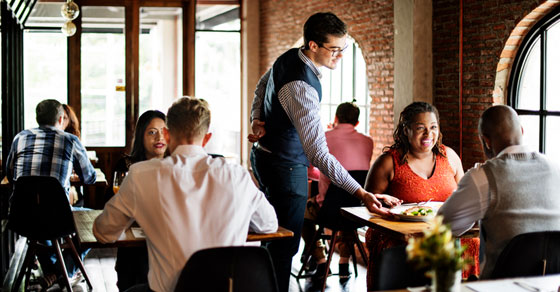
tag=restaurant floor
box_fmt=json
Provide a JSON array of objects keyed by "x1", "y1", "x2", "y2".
[{"x1": 63, "y1": 239, "x2": 368, "y2": 292}]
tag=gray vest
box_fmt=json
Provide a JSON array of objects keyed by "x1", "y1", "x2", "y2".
[{"x1": 480, "y1": 152, "x2": 560, "y2": 278}]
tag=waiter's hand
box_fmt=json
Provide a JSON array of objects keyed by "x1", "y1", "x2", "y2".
[
  {"x1": 248, "y1": 119, "x2": 266, "y2": 143},
  {"x1": 354, "y1": 188, "x2": 391, "y2": 216},
  {"x1": 375, "y1": 194, "x2": 402, "y2": 207}
]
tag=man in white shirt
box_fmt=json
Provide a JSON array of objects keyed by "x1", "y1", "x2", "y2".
[
  {"x1": 93, "y1": 97, "x2": 278, "y2": 292},
  {"x1": 438, "y1": 105, "x2": 560, "y2": 279}
]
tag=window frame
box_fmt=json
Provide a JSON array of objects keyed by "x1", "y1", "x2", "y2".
[
  {"x1": 68, "y1": 0, "x2": 195, "y2": 153},
  {"x1": 508, "y1": 5, "x2": 560, "y2": 154}
]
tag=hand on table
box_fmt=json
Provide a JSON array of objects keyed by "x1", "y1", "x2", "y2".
[
  {"x1": 247, "y1": 119, "x2": 266, "y2": 143},
  {"x1": 355, "y1": 188, "x2": 391, "y2": 216},
  {"x1": 375, "y1": 194, "x2": 403, "y2": 208}
]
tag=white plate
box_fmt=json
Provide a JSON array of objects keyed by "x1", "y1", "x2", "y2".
[{"x1": 389, "y1": 201, "x2": 444, "y2": 222}]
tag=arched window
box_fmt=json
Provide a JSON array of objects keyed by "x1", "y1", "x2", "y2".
[
  {"x1": 509, "y1": 5, "x2": 560, "y2": 162},
  {"x1": 320, "y1": 36, "x2": 369, "y2": 134}
]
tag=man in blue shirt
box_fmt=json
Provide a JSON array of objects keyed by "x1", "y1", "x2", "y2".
[{"x1": 6, "y1": 99, "x2": 96, "y2": 287}]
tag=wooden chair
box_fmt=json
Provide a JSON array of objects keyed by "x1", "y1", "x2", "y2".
[
  {"x1": 7, "y1": 176, "x2": 92, "y2": 292},
  {"x1": 491, "y1": 231, "x2": 560, "y2": 279},
  {"x1": 174, "y1": 246, "x2": 278, "y2": 292}
]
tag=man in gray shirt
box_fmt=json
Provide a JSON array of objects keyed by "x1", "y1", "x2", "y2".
[{"x1": 438, "y1": 105, "x2": 560, "y2": 278}]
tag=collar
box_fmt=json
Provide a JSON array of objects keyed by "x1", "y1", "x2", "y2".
[
  {"x1": 496, "y1": 145, "x2": 532, "y2": 157},
  {"x1": 298, "y1": 47, "x2": 322, "y2": 79},
  {"x1": 171, "y1": 144, "x2": 208, "y2": 156},
  {"x1": 39, "y1": 125, "x2": 62, "y2": 132}
]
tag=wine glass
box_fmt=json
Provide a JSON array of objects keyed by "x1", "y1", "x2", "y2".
[{"x1": 113, "y1": 170, "x2": 127, "y2": 194}]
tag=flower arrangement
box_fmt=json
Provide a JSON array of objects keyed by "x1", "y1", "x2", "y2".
[
  {"x1": 406, "y1": 215, "x2": 466, "y2": 291},
  {"x1": 406, "y1": 215, "x2": 466, "y2": 271}
]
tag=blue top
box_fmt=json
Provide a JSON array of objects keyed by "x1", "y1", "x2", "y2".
[{"x1": 6, "y1": 125, "x2": 96, "y2": 196}]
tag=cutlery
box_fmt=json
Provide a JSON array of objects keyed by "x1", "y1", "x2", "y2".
[{"x1": 514, "y1": 280, "x2": 551, "y2": 292}]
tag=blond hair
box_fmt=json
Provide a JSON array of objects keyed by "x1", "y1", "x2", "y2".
[{"x1": 166, "y1": 96, "x2": 211, "y2": 143}]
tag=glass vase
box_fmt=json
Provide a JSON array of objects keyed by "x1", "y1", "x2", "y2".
[{"x1": 433, "y1": 268, "x2": 461, "y2": 292}]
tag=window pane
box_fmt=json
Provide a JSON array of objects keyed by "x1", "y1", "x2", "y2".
[
  {"x1": 518, "y1": 39, "x2": 541, "y2": 111},
  {"x1": 23, "y1": 32, "x2": 67, "y2": 129},
  {"x1": 546, "y1": 116, "x2": 560, "y2": 163},
  {"x1": 26, "y1": 2, "x2": 66, "y2": 28},
  {"x1": 319, "y1": 106, "x2": 331, "y2": 130},
  {"x1": 81, "y1": 6, "x2": 125, "y2": 147},
  {"x1": 195, "y1": 30, "x2": 240, "y2": 161},
  {"x1": 341, "y1": 44, "x2": 354, "y2": 100},
  {"x1": 546, "y1": 20, "x2": 560, "y2": 111},
  {"x1": 139, "y1": 7, "x2": 183, "y2": 114},
  {"x1": 331, "y1": 64, "x2": 342, "y2": 104},
  {"x1": 196, "y1": 5, "x2": 240, "y2": 31},
  {"x1": 354, "y1": 44, "x2": 368, "y2": 106},
  {"x1": 519, "y1": 115, "x2": 540, "y2": 153}
]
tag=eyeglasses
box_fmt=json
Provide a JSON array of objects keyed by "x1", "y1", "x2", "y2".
[{"x1": 319, "y1": 44, "x2": 348, "y2": 57}]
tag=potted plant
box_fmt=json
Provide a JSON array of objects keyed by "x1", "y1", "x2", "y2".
[{"x1": 406, "y1": 215, "x2": 466, "y2": 292}]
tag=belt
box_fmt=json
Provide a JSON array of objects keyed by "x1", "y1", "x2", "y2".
[{"x1": 254, "y1": 142, "x2": 272, "y2": 154}]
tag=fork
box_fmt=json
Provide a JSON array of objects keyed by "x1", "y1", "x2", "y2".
[{"x1": 417, "y1": 198, "x2": 433, "y2": 206}]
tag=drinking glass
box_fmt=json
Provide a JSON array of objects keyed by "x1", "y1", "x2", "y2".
[{"x1": 113, "y1": 170, "x2": 127, "y2": 194}]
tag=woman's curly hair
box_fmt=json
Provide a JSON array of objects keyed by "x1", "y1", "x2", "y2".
[{"x1": 385, "y1": 101, "x2": 445, "y2": 163}]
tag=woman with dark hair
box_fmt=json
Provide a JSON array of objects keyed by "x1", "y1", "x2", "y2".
[
  {"x1": 115, "y1": 110, "x2": 167, "y2": 171},
  {"x1": 62, "y1": 104, "x2": 83, "y2": 206},
  {"x1": 113, "y1": 110, "x2": 167, "y2": 291},
  {"x1": 364, "y1": 102, "x2": 479, "y2": 289},
  {"x1": 62, "y1": 104, "x2": 81, "y2": 138}
]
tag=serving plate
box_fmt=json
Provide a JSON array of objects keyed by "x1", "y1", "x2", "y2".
[{"x1": 389, "y1": 201, "x2": 444, "y2": 222}]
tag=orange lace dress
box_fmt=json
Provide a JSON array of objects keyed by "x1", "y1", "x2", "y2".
[{"x1": 365, "y1": 148, "x2": 479, "y2": 290}]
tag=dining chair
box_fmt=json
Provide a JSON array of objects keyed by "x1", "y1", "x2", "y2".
[
  {"x1": 491, "y1": 231, "x2": 560, "y2": 279},
  {"x1": 174, "y1": 246, "x2": 278, "y2": 292},
  {"x1": 371, "y1": 245, "x2": 430, "y2": 291},
  {"x1": 297, "y1": 170, "x2": 370, "y2": 292},
  {"x1": 7, "y1": 176, "x2": 92, "y2": 292}
]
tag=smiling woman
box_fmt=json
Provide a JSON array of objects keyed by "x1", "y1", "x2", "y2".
[{"x1": 362, "y1": 101, "x2": 479, "y2": 290}]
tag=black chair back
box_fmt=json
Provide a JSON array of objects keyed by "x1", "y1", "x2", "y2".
[
  {"x1": 491, "y1": 231, "x2": 560, "y2": 279},
  {"x1": 372, "y1": 245, "x2": 430, "y2": 291},
  {"x1": 174, "y1": 246, "x2": 278, "y2": 292},
  {"x1": 7, "y1": 176, "x2": 75, "y2": 240},
  {"x1": 318, "y1": 170, "x2": 368, "y2": 230}
]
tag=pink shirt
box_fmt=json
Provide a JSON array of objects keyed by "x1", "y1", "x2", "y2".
[{"x1": 316, "y1": 123, "x2": 374, "y2": 206}]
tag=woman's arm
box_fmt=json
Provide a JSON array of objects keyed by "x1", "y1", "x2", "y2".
[
  {"x1": 445, "y1": 146, "x2": 464, "y2": 183},
  {"x1": 365, "y1": 153, "x2": 394, "y2": 194}
]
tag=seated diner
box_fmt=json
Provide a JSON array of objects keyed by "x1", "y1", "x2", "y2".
[
  {"x1": 364, "y1": 101, "x2": 479, "y2": 289},
  {"x1": 93, "y1": 96, "x2": 278, "y2": 292}
]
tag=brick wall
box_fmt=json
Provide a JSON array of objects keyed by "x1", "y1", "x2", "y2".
[
  {"x1": 258, "y1": 0, "x2": 554, "y2": 170},
  {"x1": 259, "y1": 0, "x2": 394, "y2": 158},
  {"x1": 433, "y1": 0, "x2": 547, "y2": 169}
]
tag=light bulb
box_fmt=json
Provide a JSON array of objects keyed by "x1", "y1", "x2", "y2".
[
  {"x1": 61, "y1": 21, "x2": 77, "y2": 37},
  {"x1": 61, "y1": 0, "x2": 80, "y2": 21}
]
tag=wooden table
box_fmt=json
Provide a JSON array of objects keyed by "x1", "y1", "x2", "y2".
[
  {"x1": 73, "y1": 210, "x2": 294, "y2": 249},
  {"x1": 341, "y1": 206, "x2": 479, "y2": 241}
]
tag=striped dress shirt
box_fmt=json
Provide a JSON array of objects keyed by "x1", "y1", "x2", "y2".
[
  {"x1": 251, "y1": 48, "x2": 361, "y2": 195},
  {"x1": 6, "y1": 125, "x2": 96, "y2": 196}
]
